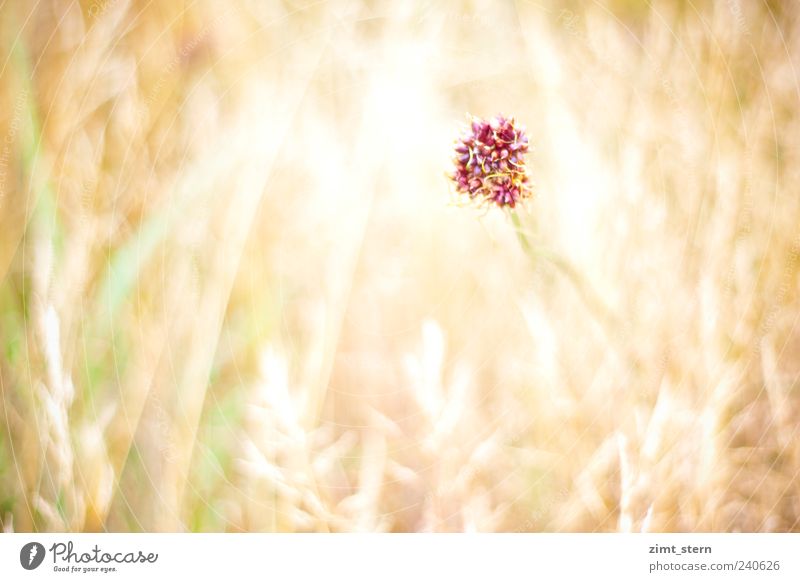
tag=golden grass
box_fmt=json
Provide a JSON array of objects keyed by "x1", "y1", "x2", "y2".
[{"x1": 0, "y1": 0, "x2": 799, "y2": 532}]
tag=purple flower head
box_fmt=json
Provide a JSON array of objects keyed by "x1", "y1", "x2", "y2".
[{"x1": 450, "y1": 114, "x2": 532, "y2": 208}]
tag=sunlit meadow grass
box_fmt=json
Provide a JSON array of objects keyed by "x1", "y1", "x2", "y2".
[{"x1": 0, "y1": 0, "x2": 799, "y2": 532}]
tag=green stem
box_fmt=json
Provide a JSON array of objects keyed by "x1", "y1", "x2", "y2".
[
  {"x1": 510, "y1": 210, "x2": 618, "y2": 331},
  {"x1": 510, "y1": 209, "x2": 532, "y2": 257}
]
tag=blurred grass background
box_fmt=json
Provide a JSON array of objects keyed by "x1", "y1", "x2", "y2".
[{"x1": 0, "y1": 0, "x2": 799, "y2": 532}]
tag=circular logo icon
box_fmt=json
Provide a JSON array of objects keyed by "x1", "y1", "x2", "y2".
[{"x1": 20, "y1": 542, "x2": 46, "y2": 570}]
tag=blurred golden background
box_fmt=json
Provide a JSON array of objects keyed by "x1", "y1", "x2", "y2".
[{"x1": 0, "y1": 0, "x2": 799, "y2": 532}]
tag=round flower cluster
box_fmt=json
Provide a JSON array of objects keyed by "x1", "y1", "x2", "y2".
[{"x1": 450, "y1": 115, "x2": 532, "y2": 208}]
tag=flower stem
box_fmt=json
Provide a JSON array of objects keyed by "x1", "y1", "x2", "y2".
[
  {"x1": 510, "y1": 210, "x2": 618, "y2": 331},
  {"x1": 510, "y1": 210, "x2": 532, "y2": 257}
]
